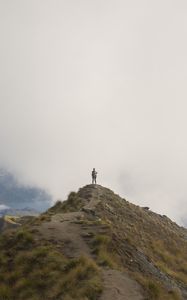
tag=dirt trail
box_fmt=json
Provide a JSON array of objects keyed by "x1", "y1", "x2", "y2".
[
  {"x1": 100, "y1": 269, "x2": 144, "y2": 300},
  {"x1": 39, "y1": 185, "x2": 145, "y2": 300},
  {"x1": 83, "y1": 185, "x2": 102, "y2": 211},
  {"x1": 39, "y1": 186, "x2": 102, "y2": 257},
  {"x1": 39, "y1": 211, "x2": 90, "y2": 258}
]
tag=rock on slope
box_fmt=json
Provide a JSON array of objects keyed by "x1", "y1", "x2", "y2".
[{"x1": 0, "y1": 184, "x2": 187, "y2": 300}]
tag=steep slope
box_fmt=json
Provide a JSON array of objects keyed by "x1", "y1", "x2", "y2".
[{"x1": 0, "y1": 184, "x2": 186, "y2": 300}]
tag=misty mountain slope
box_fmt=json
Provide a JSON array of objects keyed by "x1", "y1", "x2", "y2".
[
  {"x1": 0, "y1": 207, "x2": 39, "y2": 218},
  {"x1": 0, "y1": 169, "x2": 51, "y2": 211},
  {"x1": 0, "y1": 184, "x2": 187, "y2": 300}
]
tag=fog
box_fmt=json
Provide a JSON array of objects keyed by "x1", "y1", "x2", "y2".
[
  {"x1": 0, "y1": 205, "x2": 9, "y2": 211},
  {"x1": 0, "y1": 0, "x2": 187, "y2": 225}
]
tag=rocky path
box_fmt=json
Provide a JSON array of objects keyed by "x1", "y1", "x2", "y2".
[
  {"x1": 83, "y1": 185, "x2": 102, "y2": 211},
  {"x1": 100, "y1": 269, "x2": 144, "y2": 300},
  {"x1": 38, "y1": 185, "x2": 145, "y2": 300},
  {"x1": 39, "y1": 211, "x2": 90, "y2": 258}
]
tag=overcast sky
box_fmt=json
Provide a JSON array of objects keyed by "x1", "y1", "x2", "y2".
[{"x1": 0, "y1": 0, "x2": 187, "y2": 225}]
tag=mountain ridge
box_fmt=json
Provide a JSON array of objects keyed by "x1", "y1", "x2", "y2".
[{"x1": 0, "y1": 184, "x2": 186, "y2": 300}]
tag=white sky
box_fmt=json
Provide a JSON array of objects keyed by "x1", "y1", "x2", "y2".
[{"x1": 0, "y1": 0, "x2": 187, "y2": 224}]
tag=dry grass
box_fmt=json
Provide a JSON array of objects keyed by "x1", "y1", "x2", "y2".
[
  {"x1": 1, "y1": 185, "x2": 186, "y2": 300},
  {"x1": 133, "y1": 272, "x2": 182, "y2": 300},
  {"x1": 0, "y1": 228, "x2": 102, "y2": 300},
  {"x1": 152, "y1": 239, "x2": 187, "y2": 285},
  {"x1": 60, "y1": 256, "x2": 102, "y2": 299},
  {"x1": 93, "y1": 186, "x2": 187, "y2": 298},
  {"x1": 91, "y1": 234, "x2": 119, "y2": 268},
  {"x1": 48, "y1": 191, "x2": 86, "y2": 214}
]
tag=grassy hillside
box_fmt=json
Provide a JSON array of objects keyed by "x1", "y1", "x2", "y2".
[
  {"x1": 0, "y1": 228, "x2": 102, "y2": 300},
  {"x1": 0, "y1": 184, "x2": 186, "y2": 300}
]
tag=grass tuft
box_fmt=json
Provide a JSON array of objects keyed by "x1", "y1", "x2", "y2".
[{"x1": 0, "y1": 229, "x2": 103, "y2": 300}]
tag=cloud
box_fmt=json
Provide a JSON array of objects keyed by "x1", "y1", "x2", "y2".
[
  {"x1": 0, "y1": 0, "x2": 187, "y2": 225},
  {"x1": 0, "y1": 169, "x2": 51, "y2": 211},
  {"x1": 0, "y1": 204, "x2": 10, "y2": 211}
]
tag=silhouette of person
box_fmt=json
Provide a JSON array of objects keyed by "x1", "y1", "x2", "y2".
[{"x1": 92, "y1": 168, "x2": 97, "y2": 184}]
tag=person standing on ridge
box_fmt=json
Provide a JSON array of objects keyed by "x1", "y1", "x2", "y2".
[{"x1": 92, "y1": 168, "x2": 97, "y2": 184}]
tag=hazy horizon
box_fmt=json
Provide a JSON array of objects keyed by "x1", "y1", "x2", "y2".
[{"x1": 1, "y1": 0, "x2": 187, "y2": 225}]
